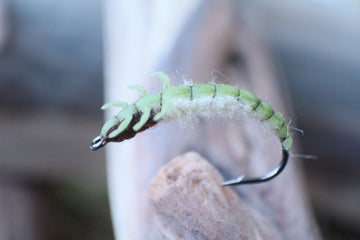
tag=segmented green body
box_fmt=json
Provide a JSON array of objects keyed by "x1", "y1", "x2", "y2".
[{"x1": 91, "y1": 72, "x2": 292, "y2": 151}]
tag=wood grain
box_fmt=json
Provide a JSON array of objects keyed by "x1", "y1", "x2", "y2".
[{"x1": 150, "y1": 152, "x2": 280, "y2": 240}]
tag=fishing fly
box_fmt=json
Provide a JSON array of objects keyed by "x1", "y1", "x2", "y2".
[{"x1": 90, "y1": 72, "x2": 292, "y2": 186}]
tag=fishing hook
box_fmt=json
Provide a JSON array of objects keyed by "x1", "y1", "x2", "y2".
[{"x1": 222, "y1": 148, "x2": 289, "y2": 186}]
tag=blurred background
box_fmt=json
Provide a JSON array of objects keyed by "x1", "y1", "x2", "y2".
[{"x1": 0, "y1": 0, "x2": 359, "y2": 239}]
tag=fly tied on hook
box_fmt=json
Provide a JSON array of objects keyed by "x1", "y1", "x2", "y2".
[{"x1": 90, "y1": 72, "x2": 293, "y2": 186}]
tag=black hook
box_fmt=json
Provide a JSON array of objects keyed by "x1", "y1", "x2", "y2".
[{"x1": 222, "y1": 148, "x2": 289, "y2": 186}]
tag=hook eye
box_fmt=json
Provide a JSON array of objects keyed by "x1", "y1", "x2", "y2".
[{"x1": 90, "y1": 135, "x2": 106, "y2": 151}]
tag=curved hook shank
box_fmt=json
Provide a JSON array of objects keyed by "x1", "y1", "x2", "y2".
[{"x1": 222, "y1": 148, "x2": 289, "y2": 186}]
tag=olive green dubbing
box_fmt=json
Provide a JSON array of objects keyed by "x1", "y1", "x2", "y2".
[
  {"x1": 238, "y1": 89, "x2": 260, "y2": 109},
  {"x1": 255, "y1": 100, "x2": 274, "y2": 120},
  {"x1": 192, "y1": 84, "x2": 216, "y2": 99},
  {"x1": 267, "y1": 112, "x2": 285, "y2": 130},
  {"x1": 282, "y1": 136, "x2": 293, "y2": 150},
  {"x1": 216, "y1": 84, "x2": 240, "y2": 98}
]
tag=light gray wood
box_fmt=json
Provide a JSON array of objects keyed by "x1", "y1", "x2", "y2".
[{"x1": 104, "y1": 0, "x2": 321, "y2": 239}]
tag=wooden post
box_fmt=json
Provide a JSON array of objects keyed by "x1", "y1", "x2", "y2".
[{"x1": 104, "y1": 1, "x2": 321, "y2": 239}]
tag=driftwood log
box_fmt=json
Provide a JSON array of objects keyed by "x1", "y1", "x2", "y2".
[
  {"x1": 150, "y1": 152, "x2": 282, "y2": 240},
  {"x1": 104, "y1": 0, "x2": 321, "y2": 239}
]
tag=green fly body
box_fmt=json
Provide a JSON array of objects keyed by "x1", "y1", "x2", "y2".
[{"x1": 90, "y1": 72, "x2": 292, "y2": 151}]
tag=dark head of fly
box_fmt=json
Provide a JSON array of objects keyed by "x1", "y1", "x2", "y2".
[
  {"x1": 90, "y1": 116, "x2": 132, "y2": 151},
  {"x1": 90, "y1": 111, "x2": 158, "y2": 151},
  {"x1": 90, "y1": 125, "x2": 139, "y2": 151}
]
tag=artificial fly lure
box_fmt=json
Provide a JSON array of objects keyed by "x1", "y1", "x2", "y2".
[{"x1": 90, "y1": 72, "x2": 292, "y2": 186}]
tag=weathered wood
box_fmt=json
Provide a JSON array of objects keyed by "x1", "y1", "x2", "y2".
[
  {"x1": 150, "y1": 151, "x2": 280, "y2": 240},
  {"x1": 104, "y1": 1, "x2": 321, "y2": 239}
]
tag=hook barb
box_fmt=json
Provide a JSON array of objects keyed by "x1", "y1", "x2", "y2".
[{"x1": 222, "y1": 148, "x2": 289, "y2": 186}]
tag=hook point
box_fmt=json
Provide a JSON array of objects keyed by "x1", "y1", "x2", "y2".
[{"x1": 222, "y1": 175, "x2": 245, "y2": 186}]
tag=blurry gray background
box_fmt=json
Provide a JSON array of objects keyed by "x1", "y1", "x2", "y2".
[
  {"x1": 0, "y1": 0, "x2": 359, "y2": 239},
  {"x1": 0, "y1": 0, "x2": 112, "y2": 239}
]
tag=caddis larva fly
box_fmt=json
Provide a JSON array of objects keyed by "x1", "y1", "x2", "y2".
[{"x1": 90, "y1": 72, "x2": 292, "y2": 186}]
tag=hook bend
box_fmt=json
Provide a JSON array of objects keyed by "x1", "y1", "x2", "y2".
[{"x1": 222, "y1": 148, "x2": 289, "y2": 186}]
